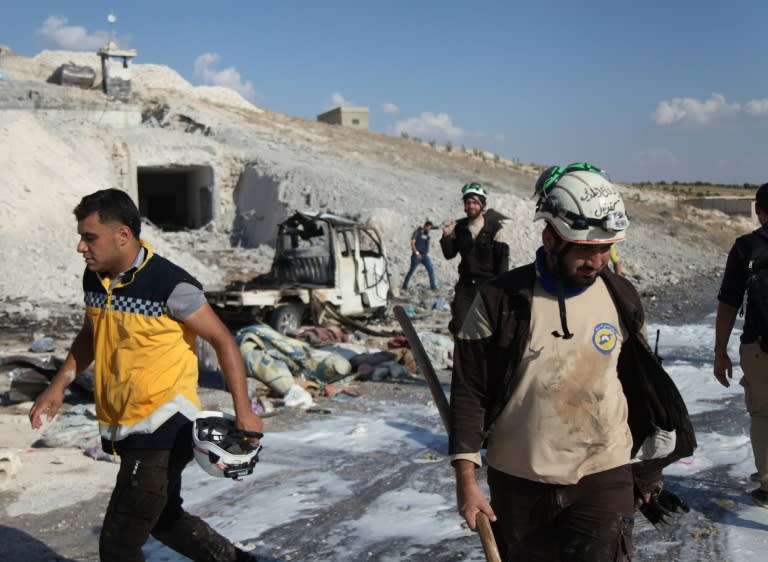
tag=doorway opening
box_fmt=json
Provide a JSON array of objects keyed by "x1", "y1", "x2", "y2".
[{"x1": 137, "y1": 165, "x2": 214, "y2": 231}]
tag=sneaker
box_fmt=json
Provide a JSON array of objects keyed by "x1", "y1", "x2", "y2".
[{"x1": 750, "y1": 488, "x2": 768, "y2": 508}]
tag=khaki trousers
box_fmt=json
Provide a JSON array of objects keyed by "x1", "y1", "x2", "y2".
[{"x1": 740, "y1": 342, "x2": 768, "y2": 489}]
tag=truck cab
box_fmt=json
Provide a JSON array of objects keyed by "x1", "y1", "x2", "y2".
[{"x1": 206, "y1": 211, "x2": 393, "y2": 333}]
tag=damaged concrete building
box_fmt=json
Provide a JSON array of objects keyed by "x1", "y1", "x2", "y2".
[
  {"x1": 0, "y1": 46, "x2": 250, "y2": 241},
  {"x1": 0, "y1": 43, "x2": 542, "y2": 318},
  {"x1": 0, "y1": 44, "x2": 367, "y2": 253}
]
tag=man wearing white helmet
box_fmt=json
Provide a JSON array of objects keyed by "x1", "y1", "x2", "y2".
[
  {"x1": 449, "y1": 163, "x2": 695, "y2": 560},
  {"x1": 440, "y1": 182, "x2": 510, "y2": 333}
]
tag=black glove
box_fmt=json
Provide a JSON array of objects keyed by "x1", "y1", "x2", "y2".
[{"x1": 639, "y1": 487, "x2": 690, "y2": 530}]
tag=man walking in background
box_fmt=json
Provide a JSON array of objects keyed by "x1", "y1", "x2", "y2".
[
  {"x1": 402, "y1": 220, "x2": 437, "y2": 291},
  {"x1": 440, "y1": 182, "x2": 509, "y2": 333},
  {"x1": 29, "y1": 188, "x2": 263, "y2": 561},
  {"x1": 714, "y1": 182, "x2": 768, "y2": 508},
  {"x1": 450, "y1": 164, "x2": 694, "y2": 559}
]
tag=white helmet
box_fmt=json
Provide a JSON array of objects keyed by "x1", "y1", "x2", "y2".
[
  {"x1": 461, "y1": 182, "x2": 488, "y2": 206},
  {"x1": 193, "y1": 411, "x2": 262, "y2": 479},
  {"x1": 534, "y1": 163, "x2": 629, "y2": 244}
]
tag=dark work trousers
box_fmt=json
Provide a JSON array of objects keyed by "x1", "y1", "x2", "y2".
[
  {"x1": 488, "y1": 464, "x2": 635, "y2": 562},
  {"x1": 449, "y1": 284, "x2": 478, "y2": 334},
  {"x1": 99, "y1": 447, "x2": 240, "y2": 562}
]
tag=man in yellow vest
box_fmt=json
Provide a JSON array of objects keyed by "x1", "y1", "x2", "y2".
[{"x1": 30, "y1": 188, "x2": 263, "y2": 561}]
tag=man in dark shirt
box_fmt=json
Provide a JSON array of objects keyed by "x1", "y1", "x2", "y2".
[
  {"x1": 714, "y1": 182, "x2": 768, "y2": 508},
  {"x1": 440, "y1": 183, "x2": 509, "y2": 333},
  {"x1": 402, "y1": 220, "x2": 437, "y2": 290}
]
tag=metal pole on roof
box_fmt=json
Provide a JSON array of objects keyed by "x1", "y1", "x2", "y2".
[{"x1": 107, "y1": 11, "x2": 117, "y2": 48}]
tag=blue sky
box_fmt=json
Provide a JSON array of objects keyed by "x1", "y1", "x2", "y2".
[{"x1": 3, "y1": 1, "x2": 767, "y2": 184}]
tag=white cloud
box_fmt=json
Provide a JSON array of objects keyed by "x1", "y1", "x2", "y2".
[
  {"x1": 652, "y1": 93, "x2": 740, "y2": 125},
  {"x1": 36, "y1": 15, "x2": 113, "y2": 50},
  {"x1": 329, "y1": 92, "x2": 353, "y2": 107},
  {"x1": 746, "y1": 98, "x2": 768, "y2": 115},
  {"x1": 381, "y1": 102, "x2": 399, "y2": 114},
  {"x1": 193, "y1": 53, "x2": 256, "y2": 101},
  {"x1": 388, "y1": 112, "x2": 464, "y2": 142}
]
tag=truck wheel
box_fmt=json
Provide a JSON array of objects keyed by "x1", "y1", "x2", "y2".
[{"x1": 270, "y1": 303, "x2": 304, "y2": 334}]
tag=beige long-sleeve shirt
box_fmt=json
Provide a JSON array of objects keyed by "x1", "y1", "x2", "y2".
[{"x1": 486, "y1": 278, "x2": 633, "y2": 484}]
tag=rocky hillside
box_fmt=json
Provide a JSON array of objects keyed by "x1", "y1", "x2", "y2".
[{"x1": 0, "y1": 45, "x2": 754, "y2": 326}]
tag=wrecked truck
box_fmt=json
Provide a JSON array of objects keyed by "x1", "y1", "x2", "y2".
[{"x1": 206, "y1": 211, "x2": 393, "y2": 333}]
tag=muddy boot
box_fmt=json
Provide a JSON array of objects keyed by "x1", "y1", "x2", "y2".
[{"x1": 236, "y1": 548, "x2": 260, "y2": 561}]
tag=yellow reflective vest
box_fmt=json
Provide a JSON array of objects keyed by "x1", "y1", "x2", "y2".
[{"x1": 83, "y1": 241, "x2": 202, "y2": 443}]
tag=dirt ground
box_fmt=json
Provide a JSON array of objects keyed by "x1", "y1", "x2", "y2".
[
  {"x1": 0, "y1": 295, "x2": 450, "y2": 562},
  {"x1": 0, "y1": 273, "x2": 726, "y2": 562}
]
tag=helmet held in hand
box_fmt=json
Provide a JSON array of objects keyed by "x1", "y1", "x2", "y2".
[{"x1": 193, "y1": 410, "x2": 262, "y2": 480}]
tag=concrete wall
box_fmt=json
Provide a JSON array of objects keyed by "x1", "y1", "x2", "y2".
[
  {"x1": 0, "y1": 108, "x2": 140, "y2": 128},
  {"x1": 191, "y1": 167, "x2": 214, "y2": 226},
  {"x1": 231, "y1": 166, "x2": 287, "y2": 247},
  {"x1": 317, "y1": 107, "x2": 342, "y2": 125},
  {"x1": 685, "y1": 196, "x2": 754, "y2": 217},
  {"x1": 0, "y1": 81, "x2": 140, "y2": 127},
  {"x1": 340, "y1": 107, "x2": 368, "y2": 129}
]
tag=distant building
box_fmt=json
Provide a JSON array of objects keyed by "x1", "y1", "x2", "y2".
[
  {"x1": 97, "y1": 42, "x2": 137, "y2": 102},
  {"x1": 317, "y1": 106, "x2": 369, "y2": 130}
]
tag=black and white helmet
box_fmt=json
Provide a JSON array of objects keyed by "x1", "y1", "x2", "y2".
[{"x1": 192, "y1": 411, "x2": 262, "y2": 480}]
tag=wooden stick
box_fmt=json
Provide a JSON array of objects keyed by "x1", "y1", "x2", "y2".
[
  {"x1": 393, "y1": 306, "x2": 451, "y2": 431},
  {"x1": 394, "y1": 305, "x2": 501, "y2": 562},
  {"x1": 477, "y1": 513, "x2": 501, "y2": 562}
]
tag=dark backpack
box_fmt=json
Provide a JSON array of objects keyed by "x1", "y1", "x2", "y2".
[{"x1": 746, "y1": 231, "x2": 768, "y2": 351}]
